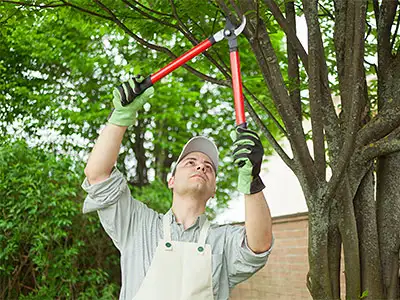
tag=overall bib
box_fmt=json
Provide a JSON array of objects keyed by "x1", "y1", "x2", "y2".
[{"x1": 133, "y1": 212, "x2": 214, "y2": 300}]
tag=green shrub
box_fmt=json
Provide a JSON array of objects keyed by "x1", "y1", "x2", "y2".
[{"x1": 0, "y1": 140, "x2": 119, "y2": 299}]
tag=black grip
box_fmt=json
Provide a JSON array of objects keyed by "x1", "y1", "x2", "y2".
[{"x1": 121, "y1": 76, "x2": 153, "y2": 106}]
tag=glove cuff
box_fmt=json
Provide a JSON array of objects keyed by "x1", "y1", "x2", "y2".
[
  {"x1": 249, "y1": 175, "x2": 265, "y2": 194},
  {"x1": 107, "y1": 110, "x2": 136, "y2": 127}
]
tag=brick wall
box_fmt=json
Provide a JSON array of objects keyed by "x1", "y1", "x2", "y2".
[
  {"x1": 230, "y1": 212, "x2": 346, "y2": 299},
  {"x1": 230, "y1": 212, "x2": 311, "y2": 299}
]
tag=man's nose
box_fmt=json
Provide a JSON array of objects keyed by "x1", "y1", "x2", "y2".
[{"x1": 196, "y1": 164, "x2": 206, "y2": 172}]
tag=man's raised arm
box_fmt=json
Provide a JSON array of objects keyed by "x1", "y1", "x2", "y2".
[{"x1": 84, "y1": 76, "x2": 154, "y2": 185}]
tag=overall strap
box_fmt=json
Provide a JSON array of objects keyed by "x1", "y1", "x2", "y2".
[
  {"x1": 163, "y1": 211, "x2": 172, "y2": 241},
  {"x1": 198, "y1": 219, "x2": 210, "y2": 245}
]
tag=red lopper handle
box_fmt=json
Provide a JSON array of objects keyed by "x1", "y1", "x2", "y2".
[{"x1": 229, "y1": 50, "x2": 246, "y2": 128}]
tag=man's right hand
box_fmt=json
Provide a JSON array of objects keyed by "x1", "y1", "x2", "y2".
[{"x1": 108, "y1": 75, "x2": 154, "y2": 127}]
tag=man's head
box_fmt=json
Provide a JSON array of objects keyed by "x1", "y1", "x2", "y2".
[{"x1": 168, "y1": 137, "x2": 219, "y2": 205}]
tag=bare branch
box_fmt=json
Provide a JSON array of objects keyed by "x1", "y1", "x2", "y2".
[
  {"x1": 243, "y1": 95, "x2": 294, "y2": 169},
  {"x1": 285, "y1": 0, "x2": 302, "y2": 121},
  {"x1": 263, "y1": 0, "x2": 309, "y2": 73},
  {"x1": 226, "y1": 0, "x2": 318, "y2": 189},
  {"x1": 373, "y1": 0, "x2": 380, "y2": 23},
  {"x1": 318, "y1": 2, "x2": 335, "y2": 21},
  {"x1": 390, "y1": 4, "x2": 400, "y2": 50},
  {"x1": 243, "y1": 85, "x2": 288, "y2": 137},
  {"x1": 302, "y1": 0, "x2": 326, "y2": 180},
  {"x1": 325, "y1": 0, "x2": 368, "y2": 207}
]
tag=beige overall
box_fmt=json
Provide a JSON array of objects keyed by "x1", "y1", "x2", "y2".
[{"x1": 132, "y1": 211, "x2": 215, "y2": 300}]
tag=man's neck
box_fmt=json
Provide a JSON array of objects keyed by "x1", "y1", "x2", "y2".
[{"x1": 171, "y1": 196, "x2": 205, "y2": 230}]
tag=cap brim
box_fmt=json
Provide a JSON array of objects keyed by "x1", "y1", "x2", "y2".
[{"x1": 173, "y1": 136, "x2": 219, "y2": 174}]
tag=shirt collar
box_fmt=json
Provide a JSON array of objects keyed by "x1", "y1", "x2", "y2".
[{"x1": 166, "y1": 208, "x2": 208, "y2": 229}]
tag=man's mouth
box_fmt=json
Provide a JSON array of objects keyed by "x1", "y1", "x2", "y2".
[{"x1": 191, "y1": 174, "x2": 206, "y2": 181}]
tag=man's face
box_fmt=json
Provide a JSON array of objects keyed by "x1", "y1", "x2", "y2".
[{"x1": 168, "y1": 152, "x2": 216, "y2": 201}]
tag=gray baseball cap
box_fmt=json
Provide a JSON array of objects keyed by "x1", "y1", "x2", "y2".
[{"x1": 172, "y1": 136, "x2": 219, "y2": 175}]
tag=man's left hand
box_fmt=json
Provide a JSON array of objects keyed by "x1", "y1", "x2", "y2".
[{"x1": 230, "y1": 126, "x2": 265, "y2": 195}]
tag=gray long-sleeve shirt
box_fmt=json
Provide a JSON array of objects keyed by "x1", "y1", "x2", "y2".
[{"x1": 82, "y1": 168, "x2": 272, "y2": 300}]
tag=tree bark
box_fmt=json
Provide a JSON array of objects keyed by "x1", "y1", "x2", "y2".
[
  {"x1": 377, "y1": 152, "x2": 400, "y2": 299},
  {"x1": 354, "y1": 166, "x2": 384, "y2": 299}
]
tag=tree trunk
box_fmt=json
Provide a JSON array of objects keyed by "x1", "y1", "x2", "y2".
[
  {"x1": 307, "y1": 193, "x2": 332, "y2": 299},
  {"x1": 377, "y1": 152, "x2": 400, "y2": 299},
  {"x1": 354, "y1": 166, "x2": 384, "y2": 299}
]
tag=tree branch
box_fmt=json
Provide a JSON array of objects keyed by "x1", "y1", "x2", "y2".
[
  {"x1": 121, "y1": 0, "x2": 178, "y2": 30},
  {"x1": 390, "y1": 3, "x2": 400, "y2": 51},
  {"x1": 377, "y1": 0, "x2": 398, "y2": 108},
  {"x1": 373, "y1": 0, "x2": 380, "y2": 24},
  {"x1": 225, "y1": 0, "x2": 318, "y2": 190},
  {"x1": 243, "y1": 85, "x2": 288, "y2": 137},
  {"x1": 89, "y1": 0, "x2": 226, "y2": 86},
  {"x1": 285, "y1": 0, "x2": 302, "y2": 121},
  {"x1": 130, "y1": 0, "x2": 173, "y2": 17},
  {"x1": 263, "y1": 0, "x2": 309, "y2": 74},
  {"x1": 325, "y1": 0, "x2": 368, "y2": 219},
  {"x1": 356, "y1": 100, "x2": 400, "y2": 147},
  {"x1": 360, "y1": 128, "x2": 400, "y2": 161},
  {"x1": 1, "y1": 0, "x2": 64, "y2": 8},
  {"x1": 302, "y1": 0, "x2": 326, "y2": 180},
  {"x1": 243, "y1": 94, "x2": 294, "y2": 169}
]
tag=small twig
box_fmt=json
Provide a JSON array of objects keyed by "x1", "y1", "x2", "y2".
[
  {"x1": 255, "y1": 0, "x2": 260, "y2": 39},
  {"x1": 390, "y1": 6, "x2": 400, "y2": 50},
  {"x1": 243, "y1": 85, "x2": 288, "y2": 137},
  {"x1": 59, "y1": 0, "x2": 113, "y2": 20},
  {"x1": 373, "y1": 0, "x2": 380, "y2": 23},
  {"x1": 1, "y1": 0, "x2": 64, "y2": 8},
  {"x1": 318, "y1": 3, "x2": 335, "y2": 21},
  {"x1": 130, "y1": 0, "x2": 174, "y2": 17}
]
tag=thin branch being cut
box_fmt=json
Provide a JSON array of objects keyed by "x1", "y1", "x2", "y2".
[
  {"x1": 242, "y1": 85, "x2": 288, "y2": 137},
  {"x1": 243, "y1": 95, "x2": 294, "y2": 169},
  {"x1": 91, "y1": 0, "x2": 226, "y2": 86}
]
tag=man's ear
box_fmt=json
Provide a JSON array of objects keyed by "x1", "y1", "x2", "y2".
[{"x1": 168, "y1": 176, "x2": 175, "y2": 189}]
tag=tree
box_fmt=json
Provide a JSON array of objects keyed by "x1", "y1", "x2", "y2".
[{"x1": 2, "y1": 0, "x2": 400, "y2": 299}]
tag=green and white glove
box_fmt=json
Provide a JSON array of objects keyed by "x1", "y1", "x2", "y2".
[
  {"x1": 230, "y1": 126, "x2": 265, "y2": 195},
  {"x1": 108, "y1": 75, "x2": 154, "y2": 127}
]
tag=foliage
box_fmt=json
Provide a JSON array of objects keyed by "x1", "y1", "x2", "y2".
[
  {"x1": 0, "y1": 140, "x2": 120, "y2": 298},
  {"x1": 0, "y1": 1, "x2": 282, "y2": 212}
]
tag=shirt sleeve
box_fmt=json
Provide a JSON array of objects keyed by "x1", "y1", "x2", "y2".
[
  {"x1": 81, "y1": 168, "x2": 157, "y2": 250},
  {"x1": 224, "y1": 225, "x2": 274, "y2": 288}
]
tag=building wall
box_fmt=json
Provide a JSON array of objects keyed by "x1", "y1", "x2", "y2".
[{"x1": 230, "y1": 212, "x2": 345, "y2": 299}]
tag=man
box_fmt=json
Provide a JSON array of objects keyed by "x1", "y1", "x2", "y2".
[{"x1": 82, "y1": 76, "x2": 273, "y2": 300}]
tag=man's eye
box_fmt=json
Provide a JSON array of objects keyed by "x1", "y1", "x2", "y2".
[{"x1": 187, "y1": 161, "x2": 194, "y2": 165}]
